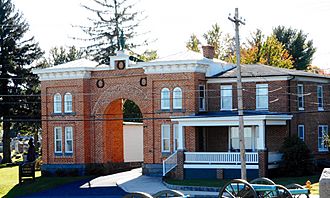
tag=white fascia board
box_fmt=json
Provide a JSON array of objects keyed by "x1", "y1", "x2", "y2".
[
  {"x1": 171, "y1": 114, "x2": 292, "y2": 126},
  {"x1": 141, "y1": 61, "x2": 209, "y2": 74},
  {"x1": 33, "y1": 68, "x2": 93, "y2": 81},
  {"x1": 294, "y1": 76, "x2": 330, "y2": 83},
  {"x1": 207, "y1": 76, "x2": 291, "y2": 83},
  {"x1": 184, "y1": 164, "x2": 259, "y2": 169}
]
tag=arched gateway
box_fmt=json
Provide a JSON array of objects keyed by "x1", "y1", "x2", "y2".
[{"x1": 34, "y1": 48, "x2": 300, "y2": 179}]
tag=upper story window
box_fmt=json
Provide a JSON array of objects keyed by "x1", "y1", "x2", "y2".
[
  {"x1": 256, "y1": 84, "x2": 268, "y2": 110},
  {"x1": 221, "y1": 85, "x2": 232, "y2": 110},
  {"x1": 297, "y1": 84, "x2": 304, "y2": 110},
  {"x1": 298, "y1": 125, "x2": 305, "y2": 141},
  {"x1": 173, "y1": 87, "x2": 182, "y2": 110},
  {"x1": 64, "y1": 93, "x2": 73, "y2": 113},
  {"x1": 54, "y1": 127, "x2": 62, "y2": 153},
  {"x1": 161, "y1": 88, "x2": 170, "y2": 110},
  {"x1": 199, "y1": 85, "x2": 205, "y2": 111},
  {"x1": 318, "y1": 125, "x2": 328, "y2": 152},
  {"x1": 54, "y1": 93, "x2": 62, "y2": 113},
  {"x1": 161, "y1": 124, "x2": 170, "y2": 152},
  {"x1": 317, "y1": 85, "x2": 324, "y2": 111},
  {"x1": 65, "y1": 127, "x2": 73, "y2": 153}
]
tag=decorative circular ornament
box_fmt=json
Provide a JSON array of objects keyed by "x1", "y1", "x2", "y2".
[
  {"x1": 96, "y1": 79, "x2": 105, "y2": 88},
  {"x1": 140, "y1": 77, "x2": 147, "y2": 86},
  {"x1": 116, "y1": 60, "x2": 126, "y2": 70}
]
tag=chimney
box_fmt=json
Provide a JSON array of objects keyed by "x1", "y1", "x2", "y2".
[{"x1": 202, "y1": 45, "x2": 215, "y2": 59}]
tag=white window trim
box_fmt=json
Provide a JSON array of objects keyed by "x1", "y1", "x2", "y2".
[
  {"x1": 161, "y1": 88, "x2": 170, "y2": 110},
  {"x1": 221, "y1": 85, "x2": 233, "y2": 110},
  {"x1": 173, "y1": 124, "x2": 179, "y2": 152},
  {"x1": 256, "y1": 84, "x2": 268, "y2": 110},
  {"x1": 161, "y1": 124, "x2": 171, "y2": 152},
  {"x1": 298, "y1": 125, "x2": 305, "y2": 141},
  {"x1": 54, "y1": 127, "x2": 62, "y2": 153},
  {"x1": 297, "y1": 84, "x2": 304, "y2": 110},
  {"x1": 317, "y1": 85, "x2": 324, "y2": 111},
  {"x1": 199, "y1": 85, "x2": 206, "y2": 111},
  {"x1": 229, "y1": 126, "x2": 256, "y2": 151},
  {"x1": 65, "y1": 126, "x2": 73, "y2": 153},
  {"x1": 318, "y1": 125, "x2": 328, "y2": 152},
  {"x1": 64, "y1": 93, "x2": 73, "y2": 113},
  {"x1": 54, "y1": 93, "x2": 62, "y2": 113},
  {"x1": 173, "y1": 87, "x2": 183, "y2": 110}
]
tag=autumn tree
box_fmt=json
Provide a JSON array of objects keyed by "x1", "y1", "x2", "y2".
[
  {"x1": 77, "y1": 0, "x2": 147, "y2": 64},
  {"x1": 273, "y1": 26, "x2": 316, "y2": 70},
  {"x1": 0, "y1": 0, "x2": 43, "y2": 163}
]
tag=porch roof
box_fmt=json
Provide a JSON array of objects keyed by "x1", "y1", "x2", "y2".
[{"x1": 171, "y1": 110, "x2": 292, "y2": 126}]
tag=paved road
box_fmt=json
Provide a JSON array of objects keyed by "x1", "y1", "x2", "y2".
[{"x1": 21, "y1": 178, "x2": 127, "y2": 198}]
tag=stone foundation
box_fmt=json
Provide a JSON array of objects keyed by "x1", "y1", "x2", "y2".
[{"x1": 320, "y1": 168, "x2": 330, "y2": 198}]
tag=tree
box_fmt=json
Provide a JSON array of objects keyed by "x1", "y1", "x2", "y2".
[
  {"x1": 240, "y1": 30, "x2": 294, "y2": 68},
  {"x1": 273, "y1": 26, "x2": 316, "y2": 70},
  {"x1": 44, "y1": 46, "x2": 85, "y2": 67},
  {"x1": 186, "y1": 34, "x2": 201, "y2": 53},
  {"x1": 203, "y1": 23, "x2": 222, "y2": 59},
  {"x1": 0, "y1": 0, "x2": 43, "y2": 163},
  {"x1": 137, "y1": 49, "x2": 158, "y2": 62},
  {"x1": 77, "y1": 0, "x2": 146, "y2": 64}
]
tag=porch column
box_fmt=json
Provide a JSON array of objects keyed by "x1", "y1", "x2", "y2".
[
  {"x1": 177, "y1": 124, "x2": 185, "y2": 150},
  {"x1": 257, "y1": 121, "x2": 266, "y2": 150}
]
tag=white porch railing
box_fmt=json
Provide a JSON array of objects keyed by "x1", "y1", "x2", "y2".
[
  {"x1": 162, "y1": 151, "x2": 178, "y2": 176},
  {"x1": 185, "y1": 152, "x2": 259, "y2": 164}
]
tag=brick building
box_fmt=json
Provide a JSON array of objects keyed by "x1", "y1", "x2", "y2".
[{"x1": 34, "y1": 47, "x2": 330, "y2": 179}]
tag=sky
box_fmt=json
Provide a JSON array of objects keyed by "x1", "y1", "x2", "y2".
[{"x1": 12, "y1": 0, "x2": 330, "y2": 69}]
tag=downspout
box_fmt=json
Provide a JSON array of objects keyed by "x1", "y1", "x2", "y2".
[{"x1": 287, "y1": 75, "x2": 295, "y2": 137}]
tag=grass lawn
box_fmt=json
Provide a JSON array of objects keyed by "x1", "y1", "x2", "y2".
[
  {"x1": 0, "y1": 166, "x2": 91, "y2": 198},
  {"x1": 166, "y1": 174, "x2": 320, "y2": 195}
]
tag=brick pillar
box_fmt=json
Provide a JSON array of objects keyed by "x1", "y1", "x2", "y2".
[
  {"x1": 216, "y1": 169, "x2": 224, "y2": 179},
  {"x1": 258, "y1": 149, "x2": 268, "y2": 177},
  {"x1": 175, "y1": 150, "x2": 185, "y2": 180}
]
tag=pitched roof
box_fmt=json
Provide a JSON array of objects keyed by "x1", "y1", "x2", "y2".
[
  {"x1": 41, "y1": 59, "x2": 101, "y2": 71},
  {"x1": 213, "y1": 64, "x2": 330, "y2": 79}
]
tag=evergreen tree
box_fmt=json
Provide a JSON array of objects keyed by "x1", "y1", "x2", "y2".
[
  {"x1": 273, "y1": 26, "x2": 316, "y2": 70},
  {"x1": 186, "y1": 34, "x2": 201, "y2": 52},
  {"x1": 0, "y1": 0, "x2": 43, "y2": 163},
  {"x1": 77, "y1": 0, "x2": 146, "y2": 64}
]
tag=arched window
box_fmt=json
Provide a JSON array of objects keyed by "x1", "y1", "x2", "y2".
[
  {"x1": 161, "y1": 88, "x2": 170, "y2": 110},
  {"x1": 173, "y1": 87, "x2": 182, "y2": 109},
  {"x1": 54, "y1": 93, "x2": 62, "y2": 113},
  {"x1": 64, "y1": 93, "x2": 73, "y2": 113}
]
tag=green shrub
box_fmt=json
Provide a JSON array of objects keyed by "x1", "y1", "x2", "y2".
[{"x1": 280, "y1": 136, "x2": 313, "y2": 176}]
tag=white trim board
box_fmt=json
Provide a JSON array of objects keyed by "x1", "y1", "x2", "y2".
[{"x1": 184, "y1": 164, "x2": 259, "y2": 169}]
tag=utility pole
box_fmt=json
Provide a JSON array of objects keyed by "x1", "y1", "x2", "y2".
[{"x1": 228, "y1": 8, "x2": 247, "y2": 180}]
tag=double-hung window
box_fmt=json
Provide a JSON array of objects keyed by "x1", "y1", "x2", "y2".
[
  {"x1": 173, "y1": 87, "x2": 182, "y2": 110},
  {"x1": 317, "y1": 85, "x2": 324, "y2": 111},
  {"x1": 161, "y1": 88, "x2": 170, "y2": 110},
  {"x1": 161, "y1": 124, "x2": 170, "y2": 152},
  {"x1": 297, "y1": 84, "x2": 304, "y2": 110},
  {"x1": 298, "y1": 125, "x2": 305, "y2": 141},
  {"x1": 64, "y1": 93, "x2": 73, "y2": 113},
  {"x1": 199, "y1": 85, "x2": 205, "y2": 111},
  {"x1": 54, "y1": 93, "x2": 62, "y2": 113},
  {"x1": 65, "y1": 127, "x2": 73, "y2": 153},
  {"x1": 221, "y1": 85, "x2": 232, "y2": 110},
  {"x1": 256, "y1": 84, "x2": 268, "y2": 110},
  {"x1": 230, "y1": 127, "x2": 255, "y2": 151},
  {"x1": 54, "y1": 127, "x2": 62, "y2": 153},
  {"x1": 318, "y1": 125, "x2": 328, "y2": 152}
]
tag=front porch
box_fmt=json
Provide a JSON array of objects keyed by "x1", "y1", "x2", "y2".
[{"x1": 163, "y1": 111, "x2": 291, "y2": 179}]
